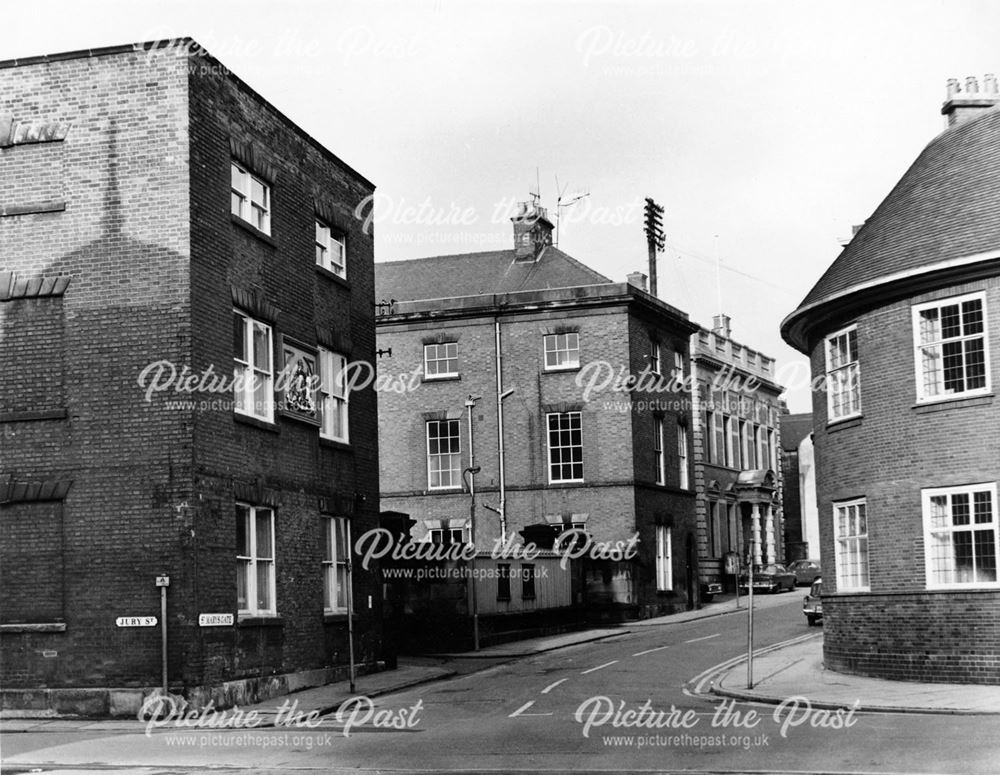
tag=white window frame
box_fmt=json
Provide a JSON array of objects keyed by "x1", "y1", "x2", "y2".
[
  {"x1": 315, "y1": 219, "x2": 346, "y2": 279},
  {"x1": 319, "y1": 347, "x2": 349, "y2": 443},
  {"x1": 650, "y1": 340, "x2": 661, "y2": 375},
  {"x1": 547, "y1": 411, "x2": 584, "y2": 483},
  {"x1": 923, "y1": 483, "x2": 999, "y2": 590},
  {"x1": 236, "y1": 504, "x2": 276, "y2": 616},
  {"x1": 833, "y1": 498, "x2": 870, "y2": 592},
  {"x1": 233, "y1": 310, "x2": 274, "y2": 423},
  {"x1": 653, "y1": 416, "x2": 666, "y2": 485},
  {"x1": 825, "y1": 324, "x2": 861, "y2": 422},
  {"x1": 423, "y1": 342, "x2": 459, "y2": 379},
  {"x1": 656, "y1": 525, "x2": 673, "y2": 591},
  {"x1": 231, "y1": 161, "x2": 271, "y2": 234},
  {"x1": 543, "y1": 333, "x2": 580, "y2": 371},
  {"x1": 912, "y1": 292, "x2": 991, "y2": 404},
  {"x1": 427, "y1": 419, "x2": 462, "y2": 490},
  {"x1": 322, "y1": 516, "x2": 350, "y2": 613},
  {"x1": 428, "y1": 527, "x2": 466, "y2": 546},
  {"x1": 671, "y1": 350, "x2": 684, "y2": 380},
  {"x1": 677, "y1": 420, "x2": 689, "y2": 489}
]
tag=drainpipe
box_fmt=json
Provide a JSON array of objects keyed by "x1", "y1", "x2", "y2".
[{"x1": 495, "y1": 319, "x2": 513, "y2": 544}]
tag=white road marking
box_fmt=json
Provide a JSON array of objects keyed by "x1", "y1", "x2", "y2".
[
  {"x1": 509, "y1": 700, "x2": 552, "y2": 717},
  {"x1": 633, "y1": 645, "x2": 670, "y2": 656},
  {"x1": 581, "y1": 660, "x2": 619, "y2": 674},
  {"x1": 541, "y1": 678, "x2": 567, "y2": 694},
  {"x1": 684, "y1": 633, "x2": 721, "y2": 644}
]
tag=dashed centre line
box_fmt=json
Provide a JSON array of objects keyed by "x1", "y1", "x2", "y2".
[
  {"x1": 581, "y1": 660, "x2": 618, "y2": 674},
  {"x1": 633, "y1": 645, "x2": 670, "y2": 657},
  {"x1": 508, "y1": 700, "x2": 553, "y2": 718},
  {"x1": 684, "y1": 633, "x2": 721, "y2": 644},
  {"x1": 541, "y1": 678, "x2": 567, "y2": 694}
]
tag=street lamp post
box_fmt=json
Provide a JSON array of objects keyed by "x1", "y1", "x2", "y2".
[{"x1": 464, "y1": 394, "x2": 482, "y2": 651}]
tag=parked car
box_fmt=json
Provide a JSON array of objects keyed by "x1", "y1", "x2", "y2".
[
  {"x1": 803, "y1": 577, "x2": 823, "y2": 626},
  {"x1": 787, "y1": 559, "x2": 822, "y2": 586},
  {"x1": 738, "y1": 563, "x2": 797, "y2": 593}
]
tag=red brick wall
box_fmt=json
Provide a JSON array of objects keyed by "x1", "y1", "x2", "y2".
[
  {"x1": 810, "y1": 275, "x2": 1000, "y2": 682},
  {"x1": 0, "y1": 47, "x2": 193, "y2": 689},
  {"x1": 0, "y1": 44, "x2": 383, "y2": 692}
]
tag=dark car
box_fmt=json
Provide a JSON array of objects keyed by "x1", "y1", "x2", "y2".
[
  {"x1": 787, "y1": 559, "x2": 822, "y2": 586},
  {"x1": 803, "y1": 578, "x2": 823, "y2": 625},
  {"x1": 738, "y1": 563, "x2": 797, "y2": 593}
]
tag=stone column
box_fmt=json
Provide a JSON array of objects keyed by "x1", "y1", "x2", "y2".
[
  {"x1": 764, "y1": 504, "x2": 775, "y2": 564},
  {"x1": 751, "y1": 503, "x2": 762, "y2": 566}
]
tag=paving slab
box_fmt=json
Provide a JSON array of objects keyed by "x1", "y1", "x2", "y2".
[{"x1": 711, "y1": 633, "x2": 1000, "y2": 714}]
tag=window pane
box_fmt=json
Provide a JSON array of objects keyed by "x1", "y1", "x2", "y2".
[
  {"x1": 255, "y1": 510, "x2": 273, "y2": 558},
  {"x1": 237, "y1": 560, "x2": 249, "y2": 609},
  {"x1": 323, "y1": 518, "x2": 333, "y2": 562},
  {"x1": 231, "y1": 164, "x2": 243, "y2": 190},
  {"x1": 256, "y1": 562, "x2": 272, "y2": 610},
  {"x1": 252, "y1": 322, "x2": 270, "y2": 371},
  {"x1": 233, "y1": 313, "x2": 246, "y2": 361},
  {"x1": 236, "y1": 506, "x2": 250, "y2": 555},
  {"x1": 940, "y1": 304, "x2": 961, "y2": 339}
]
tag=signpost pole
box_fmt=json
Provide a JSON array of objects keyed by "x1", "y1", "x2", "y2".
[
  {"x1": 160, "y1": 583, "x2": 168, "y2": 696},
  {"x1": 346, "y1": 521, "x2": 356, "y2": 694},
  {"x1": 746, "y1": 541, "x2": 755, "y2": 689}
]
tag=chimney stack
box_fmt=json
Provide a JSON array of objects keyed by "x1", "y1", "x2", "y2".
[
  {"x1": 626, "y1": 271, "x2": 648, "y2": 292},
  {"x1": 942, "y1": 74, "x2": 1000, "y2": 126},
  {"x1": 712, "y1": 313, "x2": 731, "y2": 339},
  {"x1": 511, "y1": 200, "x2": 554, "y2": 262}
]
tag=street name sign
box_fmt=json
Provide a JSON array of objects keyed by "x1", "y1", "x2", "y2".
[
  {"x1": 116, "y1": 616, "x2": 157, "y2": 627},
  {"x1": 198, "y1": 613, "x2": 235, "y2": 627}
]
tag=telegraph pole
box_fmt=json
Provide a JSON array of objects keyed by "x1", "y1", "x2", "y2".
[{"x1": 643, "y1": 197, "x2": 665, "y2": 297}]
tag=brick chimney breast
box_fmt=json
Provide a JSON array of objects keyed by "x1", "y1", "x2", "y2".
[{"x1": 512, "y1": 200, "x2": 554, "y2": 262}]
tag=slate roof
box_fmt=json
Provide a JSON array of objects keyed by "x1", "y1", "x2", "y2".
[
  {"x1": 375, "y1": 247, "x2": 613, "y2": 303},
  {"x1": 783, "y1": 106, "x2": 1000, "y2": 347}
]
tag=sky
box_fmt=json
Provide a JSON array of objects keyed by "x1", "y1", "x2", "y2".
[{"x1": 5, "y1": 0, "x2": 999, "y2": 412}]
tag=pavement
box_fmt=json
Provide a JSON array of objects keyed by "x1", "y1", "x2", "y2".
[
  {"x1": 5, "y1": 590, "x2": 999, "y2": 736},
  {"x1": 706, "y1": 630, "x2": 1000, "y2": 714}
]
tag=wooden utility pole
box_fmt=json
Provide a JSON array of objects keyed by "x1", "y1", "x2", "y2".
[{"x1": 643, "y1": 197, "x2": 665, "y2": 297}]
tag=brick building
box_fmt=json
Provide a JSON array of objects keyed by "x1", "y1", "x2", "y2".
[
  {"x1": 374, "y1": 203, "x2": 702, "y2": 633},
  {"x1": 781, "y1": 76, "x2": 1000, "y2": 683},
  {"x1": 0, "y1": 40, "x2": 383, "y2": 713},
  {"x1": 689, "y1": 315, "x2": 785, "y2": 595}
]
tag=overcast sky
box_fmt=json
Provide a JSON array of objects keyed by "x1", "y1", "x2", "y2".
[{"x1": 5, "y1": 0, "x2": 999, "y2": 412}]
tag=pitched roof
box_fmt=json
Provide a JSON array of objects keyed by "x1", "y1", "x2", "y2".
[
  {"x1": 783, "y1": 107, "x2": 1000, "y2": 349},
  {"x1": 374, "y1": 247, "x2": 613, "y2": 303}
]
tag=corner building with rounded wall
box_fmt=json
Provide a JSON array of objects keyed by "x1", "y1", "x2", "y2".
[{"x1": 781, "y1": 76, "x2": 1000, "y2": 684}]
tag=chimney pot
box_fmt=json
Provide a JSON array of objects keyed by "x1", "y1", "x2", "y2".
[
  {"x1": 626, "y1": 271, "x2": 648, "y2": 292},
  {"x1": 942, "y1": 74, "x2": 1000, "y2": 126},
  {"x1": 712, "y1": 313, "x2": 731, "y2": 339}
]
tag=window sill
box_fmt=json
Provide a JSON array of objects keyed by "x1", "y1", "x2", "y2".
[
  {"x1": 428, "y1": 486, "x2": 463, "y2": 493},
  {"x1": 543, "y1": 365, "x2": 581, "y2": 374},
  {"x1": 912, "y1": 393, "x2": 994, "y2": 413},
  {"x1": 825, "y1": 415, "x2": 862, "y2": 432},
  {"x1": 319, "y1": 436, "x2": 353, "y2": 452},
  {"x1": 231, "y1": 213, "x2": 277, "y2": 247},
  {"x1": 422, "y1": 375, "x2": 461, "y2": 383},
  {"x1": 0, "y1": 622, "x2": 67, "y2": 633},
  {"x1": 548, "y1": 480, "x2": 585, "y2": 488},
  {"x1": 315, "y1": 264, "x2": 350, "y2": 289},
  {"x1": 237, "y1": 615, "x2": 283, "y2": 627},
  {"x1": 234, "y1": 412, "x2": 280, "y2": 433},
  {"x1": 323, "y1": 612, "x2": 353, "y2": 623}
]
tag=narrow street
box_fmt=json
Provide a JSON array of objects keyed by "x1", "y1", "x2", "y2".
[{"x1": 3, "y1": 595, "x2": 997, "y2": 774}]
